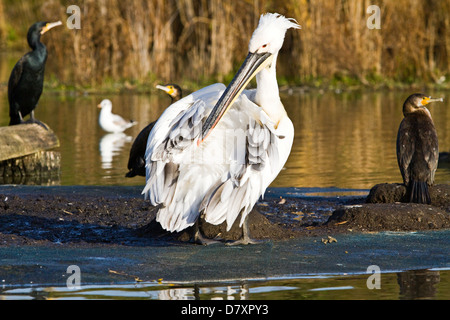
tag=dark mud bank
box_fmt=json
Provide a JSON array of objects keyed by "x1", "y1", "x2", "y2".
[
  {"x1": 0, "y1": 184, "x2": 449, "y2": 247},
  {"x1": 329, "y1": 184, "x2": 450, "y2": 232}
]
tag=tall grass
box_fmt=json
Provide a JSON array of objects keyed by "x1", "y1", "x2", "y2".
[{"x1": 0, "y1": 0, "x2": 449, "y2": 87}]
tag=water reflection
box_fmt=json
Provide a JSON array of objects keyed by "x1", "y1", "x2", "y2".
[
  {"x1": 157, "y1": 284, "x2": 252, "y2": 300},
  {"x1": 1, "y1": 269, "x2": 448, "y2": 300},
  {"x1": 0, "y1": 88, "x2": 449, "y2": 188},
  {"x1": 281, "y1": 91, "x2": 450, "y2": 188},
  {"x1": 99, "y1": 133, "x2": 132, "y2": 170},
  {"x1": 397, "y1": 269, "x2": 441, "y2": 300}
]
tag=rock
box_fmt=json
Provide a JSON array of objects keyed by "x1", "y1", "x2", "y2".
[
  {"x1": 178, "y1": 208, "x2": 295, "y2": 242},
  {"x1": 327, "y1": 203, "x2": 450, "y2": 232},
  {"x1": 366, "y1": 183, "x2": 407, "y2": 203},
  {"x1": 366, "y1": 183, "x2": 450, "y2": 209},
  {"x1": 329, "y1": 183, "x2": 450, "y2": 232},
  {"x1": 429, "y1": 185, "x2": 450, "y2": 208}
]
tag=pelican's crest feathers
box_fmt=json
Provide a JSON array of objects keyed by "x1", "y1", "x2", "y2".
[{"x1": 249, "y1": 13, "x2": 301, "y2": 54}]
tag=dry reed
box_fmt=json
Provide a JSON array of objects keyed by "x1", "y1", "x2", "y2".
[{"x1": 0, "y1": 0, "x2": 448, "y2": 87}]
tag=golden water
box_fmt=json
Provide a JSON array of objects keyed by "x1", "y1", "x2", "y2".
[{"x1": 1, "y1": 88, "x2": 449, "y2": 188}]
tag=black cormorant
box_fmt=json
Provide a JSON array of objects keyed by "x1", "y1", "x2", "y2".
[
  {"x1": 396, "y1": 93, "x2": 443, "y2": 204},
  {"x1": 125, "y1": 84, "x2": 183, "y2": 177},
  {"x1": 8, "y1": 21, "x2": 62, "y2": 126}
]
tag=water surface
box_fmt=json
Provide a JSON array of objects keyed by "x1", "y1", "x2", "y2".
[
  {"x1": 1, "y1": 269, "x2": 449, "y2": 300},
  {"x1": 1, "y1": 88, "x2": 449, "y2": 188},
  {"x1": 1, "y1": 49, "x2": 449, "y2": 302}
]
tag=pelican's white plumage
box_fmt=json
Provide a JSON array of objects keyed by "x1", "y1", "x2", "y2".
[
  {"x1": 98, "y1": 99, "x2": 137, "y2": 133},
  {"x1": 143, "y1": 13, "x2": 300, "y2": 242}
]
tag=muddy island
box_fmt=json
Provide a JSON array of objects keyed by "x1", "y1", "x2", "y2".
[{"x1": 0, "y1": 184, "x2": 448, "y2": 247}]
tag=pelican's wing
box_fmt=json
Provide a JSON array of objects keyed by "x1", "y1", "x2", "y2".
[
  {"x1": 242, "y1": 88, "x2": 256, "y2": 103},
  {"x1": 142, "y1": 83, "x2": 226, "y2": 231},
  {"x1": 200, "y1": 95, "x2": 293, "y2": 231},
  {"x1": 144, "y1": 83, "x2": 227, "y2": 164}
]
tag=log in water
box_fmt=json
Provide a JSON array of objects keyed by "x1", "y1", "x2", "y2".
[{"x1": 0, "y1": 123, "x2": 60, "y2": 184}]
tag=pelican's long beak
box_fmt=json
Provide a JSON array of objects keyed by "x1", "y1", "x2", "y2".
[
  {"x1": 40, "y1": 21, "x2": 63, "y2": 35},
  {"x1": 199, "y1": 51, "x2": 273, "y2": 144}
]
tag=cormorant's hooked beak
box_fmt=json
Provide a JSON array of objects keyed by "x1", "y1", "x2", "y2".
[
  {"x1": 422, "y1": 96, "x2": 444, "y2": 106},
  {"x1": 199, "y1": 51, "x2": 273, "y2": 145},
  {"x1": 40, "y1": 21, "x2": 62, "y2": 35}
]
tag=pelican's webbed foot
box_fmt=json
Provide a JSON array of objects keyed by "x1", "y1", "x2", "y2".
[
  {"x1": 226, "y1": 236, "x2": 268, "y2": 246},
  {"x1": 192, "y1": 221, "x2": 221, "y2": 245},
  {"x1": 226, "y1": 215, "x2": 268, "y2": 246}
]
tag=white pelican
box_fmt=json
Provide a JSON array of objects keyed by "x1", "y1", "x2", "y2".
[
  {"x1": 143, "y1": 13, "x2": 300, "y2": 244},
  {"x1": 98, "y1": 99, "x2": 137, "y2": 133}
]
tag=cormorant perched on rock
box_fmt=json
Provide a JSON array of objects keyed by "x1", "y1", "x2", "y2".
[
  {"x1": 8, "y1": 21, "x2": 62, "y2": 126},
  {"x1": 125, "y1": 84, "x2": 183, "y2": 178},
  {"x1": 396, "y1": 93, "x2": 443, "y2": 204}
]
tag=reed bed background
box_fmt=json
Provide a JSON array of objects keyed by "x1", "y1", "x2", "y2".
[{"x1": 0, "y1": 0, "x2": 449, "y2": 89}]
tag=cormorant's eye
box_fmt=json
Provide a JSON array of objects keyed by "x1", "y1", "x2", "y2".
[{"x1": 421, "y1": 97, "x2": 430, "y2": 105}]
